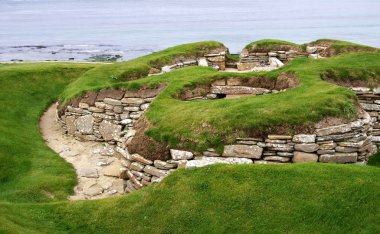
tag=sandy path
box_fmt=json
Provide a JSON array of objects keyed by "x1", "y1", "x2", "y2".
[{"x1": 40, "y1": 103, "x2": 125, "y2": 200}]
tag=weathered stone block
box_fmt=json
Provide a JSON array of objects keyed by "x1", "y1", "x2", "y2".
[
  {"x1": 294, "y1": 143, "x2": 319, "y2": 153},
  {"x1": 130, "y1": 162, "x2": 144, "y2": 171},
  {"x1": 75, "y1": 115, "x2": 94, "y2": 134},
  {"x1": 99, "y1": 120, "x2": 122, "y2": 141},
  {"x1": 185, "y1": 157, "x2": 252, "y2": 169},
  {"x1": 65, "y1": 116, "x2": 76, "y2": 134},
  {"x1": 315, "y1": 124, "x2": 352, "y2": 136},
  {"x1": 130, "y1": 154, "x2": 153, "y2": 165},
  {"x1": 121, "y1": 98, "x2": 145, "y2": 105},
  {"x1": 293, "y1": 152, "x2": 318, "y2": 163},
  {"x1": 268, "y1": 135, "x2": 292, "y2": 140},
  {"x1": 103, "y1": 98, "x2": 122, "y2": 106},
  {"x1": 144, "y1": 165, "x2": 168, "y2": 177},
  {"x1": 320, "y1": 153, "x2": 357, "y2": 163},
  {"x1": 223, "y1": 145, "x2": 263, "y2": 159},
  {"x1": 292, "y1": 134, "x2": 316, "y2": 143},
  {"x1": 170, "y1": 149, "x2": 193, "y2": 160}
]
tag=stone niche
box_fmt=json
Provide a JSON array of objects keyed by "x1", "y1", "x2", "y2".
[{"x1": 177, "y1": 72, "x2": 299, "y2": 101}]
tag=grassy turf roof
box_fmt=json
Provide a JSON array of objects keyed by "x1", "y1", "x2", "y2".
[{"x1": 0, "y1": 62, "x2": 379, "y2": 233}]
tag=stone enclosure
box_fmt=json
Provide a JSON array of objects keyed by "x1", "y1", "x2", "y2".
[
  {"x1": 58, "y1": 80, "x2": 379, "y2": 194},
  {"x1": 55, "y1": 44, "x2": 379, "y2": 195}
]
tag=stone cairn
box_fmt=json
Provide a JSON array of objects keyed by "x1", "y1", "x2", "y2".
[{"x1": 238, "y1": 45, "x2": 326, "y2": 71}]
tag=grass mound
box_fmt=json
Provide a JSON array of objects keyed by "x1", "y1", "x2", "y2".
[{"x1": 244, "y1": 39, "x2": 305, "y2": 53}]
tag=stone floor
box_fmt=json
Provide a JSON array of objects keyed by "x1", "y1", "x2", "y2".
[{"x1": 40, "y1": 103, "x2": 125, "y2": 200}]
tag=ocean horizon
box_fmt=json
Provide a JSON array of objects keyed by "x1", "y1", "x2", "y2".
[{"x1": 1, "y1": 0, "x2": 380, "y2": 61}]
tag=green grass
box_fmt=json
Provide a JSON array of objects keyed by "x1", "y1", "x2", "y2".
[
  {"x1": 0, "y1": 41, "x2": 380, "y2": 233},
  {"x1": 1, "y1": 163, "x2": 379, "y2": 233},
  {"x1": 64, "y1": 52, "x2": 380, "y2": 152},
  {"x1": 244, "y1": 39, "x2": 305, "y2": 52},
  {"x1": 309, "y1": 39, "x2": 378, "y2": 55},
  {"x1": 0, "y1": 63, "x2": 97, "y2": 202},
  {"x1": 57, "y1": 40, "x2": 380, "y2": 153},
  {"x1": 60, "y1": 41, "x2": 224, "y2": 104}
]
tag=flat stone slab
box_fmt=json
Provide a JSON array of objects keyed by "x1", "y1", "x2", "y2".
[
  {"x1": 78, "y1": 168, "x2": 99, "y2": 178},
  {"x1": 223, "y1": 145, "x2": 263, "y2": 159}
]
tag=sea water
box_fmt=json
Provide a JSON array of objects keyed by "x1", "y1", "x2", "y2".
[{"x1": 0, "y1": 0, "x2": 379, "y2": 61}]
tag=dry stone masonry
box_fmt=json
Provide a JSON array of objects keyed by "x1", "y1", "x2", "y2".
[
  {"x1": 238, "y1": 45, "x2": 326, "y2": 71},
  {"x1": 58, "y1": 85, "x2": 379, "y2": 195},
  {"x1": 151, "y1": 49, "x2": 228, "y2": 76}
]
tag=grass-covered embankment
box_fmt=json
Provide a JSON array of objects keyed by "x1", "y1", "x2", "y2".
[
  {"x1": 0, "y1": 63, "x2": 97, "y2": 202},
  {"x1": 0, "y1": 41, "x2": 380, "y2": 233},
  {"x1": 61, "y1": 50, "x2": 380, "y2": 152}
]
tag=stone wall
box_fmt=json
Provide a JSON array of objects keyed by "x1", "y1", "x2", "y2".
[
  {"x1": 58, "y1": 85, "x2": 165, "y2": 148},
  {"x1": 117, "y1": 111, "x2": 376, "y2": 193},
  {"x1": 238, "y1": 45, "x2": 326, "y2": 71},
  {"x1": 352, "y1": 87, "x2": 380, "y2": 145},
  {"x1": 179, "y1": 73, "x2": 298, "y2": 100},
  {"x1": 58, "y1": 85, "x2": 379, "y2": 195},
  {"x1": 152, "y1": 50, "x2": 227, "y2": 75}
]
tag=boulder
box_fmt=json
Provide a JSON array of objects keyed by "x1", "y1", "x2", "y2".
[
  {"x1": 360, "y1": 103, "x2": 380, "y2": 111},
  {"x1": 293, "y1": 152, "x2": 318, "y2": 163},
  {"x1": 129, "y1": 162, "x2": 144, "y2": 171},
  {"x1": 294, "y1": 143, "x2": 319, "y2": 153},
  {"x1": 99, "y1": 120, "x2": 122, "y2": 141},
  {"x1": 170, "y1": 149, "x2": 194, "y2": 160},
  {"x1": 185, "y1": 157, "x2": 252, "y2": 169},
  {"x1": 75, "y1": 115, "x2": 94, "y2": 135},
  {"x1": 222, "y1": 145, "x2": 263, "y2": 159},
  {"x1": 292, "y1": 134, "x2": 316, "y2": 143}
]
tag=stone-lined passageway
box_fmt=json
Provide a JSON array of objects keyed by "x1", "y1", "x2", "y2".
[{"x1": 41, "y1": 103, "x2": 126, "y2": 200}]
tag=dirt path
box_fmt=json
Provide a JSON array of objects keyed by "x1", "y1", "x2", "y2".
[{"x1": 40, "y1": 103, "x2": 125, "y2": 200}]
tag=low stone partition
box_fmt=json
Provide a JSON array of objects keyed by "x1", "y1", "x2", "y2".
[
  {"x1": 151, "y1": 49, "x2": 227, "y2": 75},
  {"x1": 238, "y1": 45, "x2": 326, "y2": 71},
  {"x1": 178, "y1": 73, "x2": 298, "y2": 100}
]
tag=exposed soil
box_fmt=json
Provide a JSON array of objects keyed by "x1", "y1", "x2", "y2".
[{"x1": 128, "y1": 117, "x2": 171, "y2": 160}]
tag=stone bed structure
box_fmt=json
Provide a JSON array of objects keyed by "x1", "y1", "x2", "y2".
[
  {"x1": 237, "y1": 45, "x2": 326, "y2": 71},
  {"x1": 58, "y1": 81, "x2": 379, "y2": 194}
]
